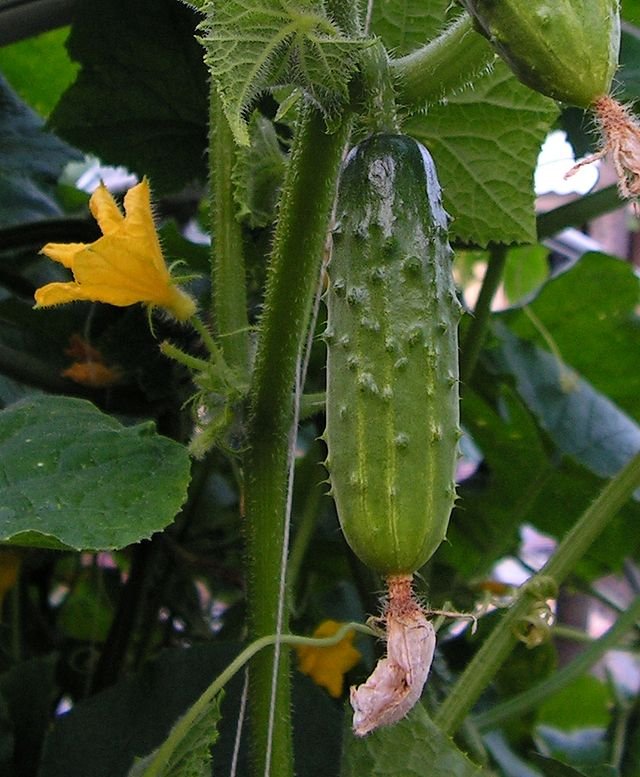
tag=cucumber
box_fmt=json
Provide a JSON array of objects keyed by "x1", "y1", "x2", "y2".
[
  {"x1": 459, "y1": 0, "x2": 620, "y2": 108},
  {"x1": 325, "y1": 134, "x2": 460, "y2": 576}
]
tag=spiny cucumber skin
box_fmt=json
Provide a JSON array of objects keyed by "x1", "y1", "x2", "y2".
[
  {"x1": 460, "y1": 0, "x2": 620, "y2": 108},
  {"x1": 325, "y1": 135, "x2": 461, "y2": 576}
]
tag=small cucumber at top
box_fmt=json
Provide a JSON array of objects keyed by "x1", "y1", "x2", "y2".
[
  {"x1": 325, "y1": 135, "x2": 461, "y2": 576},
  {"x1": 459, "y1": 0, "x2": 620, "y2": 107}
]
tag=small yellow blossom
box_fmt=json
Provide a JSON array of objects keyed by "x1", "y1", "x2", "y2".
[
  {"x1": 296, "y1": 619, "x2": 361, "y2": 698},
  {"x1": 63, "y1": 361, "x2": 122, "y2": 388},
  {"x1": 35, "y1": 178, "x2": 196, "y2": 321},
  {"x1": 61, "y1": 334, "x2": 123, "y2": 388}
]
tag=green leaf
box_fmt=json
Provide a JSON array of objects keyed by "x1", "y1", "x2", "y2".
[
  {"x1": 340, "y1": 704, "x2": 486, "y2": 776},
  {"x1": 233, "y1": 112, "x2": 288, "y2": 227},
  {"x1": 0, "y1": 27, "x2": 78, "y2": 117},
  {"x1": 405, "y1": 61, "x2": 559, "y2": 246},
  {"x1": 531, "y1": 730, "x2": 610, "y2": 774},
  {"x1": 0, "y1": 74, "x2": 80, "y2": 227},
  {"x1": 537, "y1": 676, "x2": 611, "y2": 731},
  {"x1": 370, "y1": 0, "x2": 449, "y2": 56},
  {"x1": 127, "y1": 694, "x2": 222, "y2": 777},
  {"x1": 504, "y1": 252, "x2": 640, "y2": 420},
  {"x1": 49, "y1": 0, "x2": 208, "y2": 194},
  {"x1": 502, "y1": 245, "x2": 549, "y2": 307},
  {"x1": 0, "y1": 395, "x2": 191, "y2": 551},
  {"x1": 490, "y1": 325, "x2": 640, "y2": 483},
  {"x1": 39, "y1": 644, "x2": 241, "y2": 777},
  {"x1": 0, "y1": 656, "x2": 58, "y2": 777},
  {"x1": 200, "y1": 0, "x2": 367, "y2": 145}
]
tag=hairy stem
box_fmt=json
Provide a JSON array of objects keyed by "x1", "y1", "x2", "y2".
[
  {"x1": 390, "y1": 13, "x2": 495, "y2": 109},
  {"x1": 209, "y1": 82, "x2": 250, "y2": 376},
  {"x1": 243, "y1": 102, "x2": 351, "y2": 777},
  {"x1": 434, "y1": 451, "x2": 640, "y2": 735}
]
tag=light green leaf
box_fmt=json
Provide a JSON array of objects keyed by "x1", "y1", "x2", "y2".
[
  {"x1": 200, "y1": 0, "x2": 367, "y2": 145},
  {"x1": 405, "y1": 61, "x2": 559, "y2": 246},
  {"x1": 0, "y1": 27, "x2": 78, "y2": 118},
  {"x1": 0, "y1": 396, "x2": 191, "y2": 551},
  {"x1": 341, "y1": 704, "x2": 486, "y2": 776}
]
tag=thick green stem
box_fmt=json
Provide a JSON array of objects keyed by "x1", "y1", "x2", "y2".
[
  {"x1": 209, "y1": 82, "x2": 250, "y2": 377},
  {"x1": 243, "y1": 103, "x2": 351, "y2": 777},
  {"x1": 473, "y1": 592, "x2": 640, "y2": 731},
  {"x1": 434, "y1": 451, "x2": 640, "y2": 735},
  {"x1": 390, "y1": 13, "x2": 495, "y2": 109},
  {"x1": 459, "y1": 244, "x2": 507, "y2": 385}
]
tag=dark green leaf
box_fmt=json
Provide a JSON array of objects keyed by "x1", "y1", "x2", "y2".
[
  {"x1": 341, "y1": 703, "x2": 486, "y2": 776},
  {"x1": 0, "y1": 395, "x2": 191, "y2": 550},
  {"x1": 0, "y1": 74, "x2": 80, "y2": 227},
  {"x1": 39, "y1": 644, "x2": 240, "y2": 777},
  {"x1": 0, "y1": 656, "x2": 57, "y2": 777},
  {"x1": 49, "y1": 0, "x2": 208, "y2": 194}
]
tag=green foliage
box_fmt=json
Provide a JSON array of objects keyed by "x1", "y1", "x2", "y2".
[
  {"x1": 127, "y1": 695, "x2": 222, "y2": 777},
  {"x1": 49, "y1": 0, "x2": 208, "y2": 193},
  {"x1": 406, "y1": 62, "x2": 559, "y2": 245},
  {"x1": 0, "y1": 395, "x2": 191, "y2": 550},
  {"x1": 1, "y1": 1, "x2": 640, "y2": 776},
  {"x1": 200, "y1": 0, "x2": 368, "y2": 145},
  {"x1": 0, "y1": 75, "x2": 81, "y2": 227},
  {"x1": 341, "y1": 704, "x2": 486, "y2": 776},
  {"x1": 0, "y1": 27, "x2": 78, "y2": 117}
]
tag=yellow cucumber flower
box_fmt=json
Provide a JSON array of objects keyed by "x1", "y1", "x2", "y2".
[
  {"x1": 296, "y1": 619, "x2": 361, "y2": 698},
  {"x1": 35, "y1": 178, "x2": 196, "y2": 321}
]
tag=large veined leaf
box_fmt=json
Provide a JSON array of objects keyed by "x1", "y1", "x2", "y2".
[
  {"x1": 341, "y1": 704, "x2": 486, "y2": 776},
  {"x1": 200, "y1": 0, "x2": 367, "y2": 145},
  {"x1": 0, "y1": 396, "x2": 191, "y2": 550},
  {"x1": 370, "y1": 0, "x2": 450, "y2": 56},
  {"x1": 405, "y1": 61, "x2": 559, "y2": 246}
]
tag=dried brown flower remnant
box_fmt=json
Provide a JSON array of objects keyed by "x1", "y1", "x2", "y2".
[
  {"x1": 350, "y1": 575, "x2": 435, "y2": 736},
  {"x1": 566, "y1": 95, "x2": 640, "y2": 203}
]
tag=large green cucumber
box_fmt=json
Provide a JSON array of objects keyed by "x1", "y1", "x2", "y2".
[
  {"x1": 325, "y1": 134, "x2": 461, "y2": 576},
  {"x1": 459, "y1": 0, "x2": 620, "y2": 108}
]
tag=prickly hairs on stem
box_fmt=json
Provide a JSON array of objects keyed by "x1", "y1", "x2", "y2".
[{"x1": 350, "y1": 575, "x2": 435, "y2": 736}]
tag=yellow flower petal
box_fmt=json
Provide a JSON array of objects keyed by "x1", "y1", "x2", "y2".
[
  {"x1": 40, "y1": 242, "x2": 87, "y2": 269},
  {"x1": 296, "y1": 620, "x2": 362, "y2": 698},
  {"x1": 90, "y1": 183, "x2": 125, "y2": 234},
  {"x1": 63, "y1": 361, "x2": 122, "y2": 388},
  {"x1": 35, "y1": 178, "x2": 196, "y2": 321}
]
